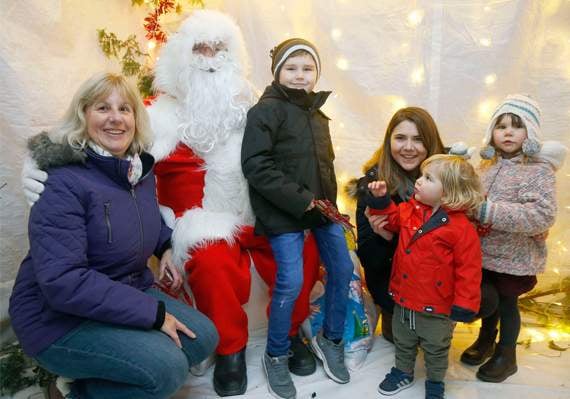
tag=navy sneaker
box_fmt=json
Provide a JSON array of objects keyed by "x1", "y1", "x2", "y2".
[
  {"x1": 425, "y1": 380, "x2": 445, "y2": 399},
  {"x1": 378, "y1": 367, "x2": 414, "y2": 395}
]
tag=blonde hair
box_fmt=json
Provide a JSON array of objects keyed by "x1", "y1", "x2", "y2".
[
  {"x1": 422, "y1": 154, "x2": 483, "y2": 216},
  {"x1": 50, "y1": 72, "x2": 152, "y2": 155},
  {"x1": 362, "y1": 107, "x2": 445, "y2": 195}
]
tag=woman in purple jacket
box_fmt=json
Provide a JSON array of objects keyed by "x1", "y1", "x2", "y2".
[{"x1": 9, "y1": 73, "x2": 218, "y2": 399}]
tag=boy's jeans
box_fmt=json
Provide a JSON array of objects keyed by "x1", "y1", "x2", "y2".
[
  {"x1": 267, "y1": 222, "x2": 353, "y2": 356},
  {"x1": 35, "y1": 288, "x2": 219, "y2": 399}
]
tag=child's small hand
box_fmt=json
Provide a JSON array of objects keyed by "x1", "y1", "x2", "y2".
[
  {"x1": 306, "y1": 199, "x2": 315, "y2": 212},
  {"x1": 368, "y1": 181, "x2": 387, "y2": 198}
]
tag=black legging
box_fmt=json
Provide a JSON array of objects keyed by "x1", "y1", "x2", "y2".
[{"x1": 478, "y1": 282, "x2": 521, "y2": 347}]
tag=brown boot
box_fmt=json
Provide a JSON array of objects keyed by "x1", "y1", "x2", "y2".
[
  {"x1": 476, "y1": 344, "x2": 517, "y2": 382},
  {"x1": 381, "y1": 310, "x2": 394, "y2": 343},
  {"x1": 460, "y1": 328, "x2": 498, "y2": 365}
]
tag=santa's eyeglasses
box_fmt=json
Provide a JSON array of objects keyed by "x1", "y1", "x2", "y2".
[{"x1": 192, "y1": 41, "x2": 227, "y2": 57}]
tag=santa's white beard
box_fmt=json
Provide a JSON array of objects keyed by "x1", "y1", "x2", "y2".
[{"x1": 176, "y1": 54, "x2": 253, "y2": 155}]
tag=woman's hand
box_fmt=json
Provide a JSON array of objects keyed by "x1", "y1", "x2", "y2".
[
  {"x1": 159, "y1": 249, "x2": 182, "y2": 292},
  {"x1": 306, "y1": 199, "x2": 316, "y2": 212},
  {"x1": 161, "y1": 312, "x2": 196, "y2": 348},
  {"x1": 365, "y1": 207, "x2": 394, "y2": 241}
]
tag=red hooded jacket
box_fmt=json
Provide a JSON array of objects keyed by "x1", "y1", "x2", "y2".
[{"x1": 368, "y1": 196, "x2": 481, "y2": 316}]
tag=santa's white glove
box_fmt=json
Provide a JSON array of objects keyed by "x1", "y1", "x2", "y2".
[
  {"x1": 448, "y1": 141, "x2": 476, "y2": 160},
  {"x1": 22, "y1": 155, "x2": 48, "y2": 206}
]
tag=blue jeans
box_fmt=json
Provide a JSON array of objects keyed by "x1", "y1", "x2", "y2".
[
  {"x1": 267, "y1": 222, "x2": 353, "y2": 356},
  {"x1": 35, "y1": 288, "x2": 218, "y2": 399}
]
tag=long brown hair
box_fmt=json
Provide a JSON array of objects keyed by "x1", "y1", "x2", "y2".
[{"x1": 362, "y1": 107, "x2": 445, "y2": 195}]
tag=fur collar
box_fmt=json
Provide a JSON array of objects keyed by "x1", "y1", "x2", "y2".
[{"x1": 28, "y1": 132, "x2": 86, "y2": 170}]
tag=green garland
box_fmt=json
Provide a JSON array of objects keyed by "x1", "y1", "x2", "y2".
[
  {"x1": 0, "y1": 342, "x2": 56, "y2": 395},
  {"x1": 97, "y1": 0, "x2": 205, "y2": 98}
]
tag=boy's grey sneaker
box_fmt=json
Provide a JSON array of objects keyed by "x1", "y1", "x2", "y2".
[
  {"x1": 310, "y1": 334, "x2": 350, "y2": 384},
  {"x1": 378, "y1": 367, "x2": 414, "y2": 395},
  {"x1": 262, "y1": 352, "x2": 296, "y2": 399}
]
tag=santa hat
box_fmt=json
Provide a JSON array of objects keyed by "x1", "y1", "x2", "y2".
[
  {"x1": 270, "y1": 38, "x2": 321, "y2": 80},
  {"x1": 153, "y1": 10, "x2": 249, "y2": 98},
  {"x1": 480, "y1": 94, "x2": 567, "y2": 170}
]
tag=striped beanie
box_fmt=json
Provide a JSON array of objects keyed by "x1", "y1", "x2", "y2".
[
  {"x1": 270, "y1": 38, "x2": 321, "y2": 80},
  {"x1": 483, "y1": 94, "x2": 542, "y2": 146}
]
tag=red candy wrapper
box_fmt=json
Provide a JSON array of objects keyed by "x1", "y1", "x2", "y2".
[{"x1": 314, "y1": 199, "x2": 355, "y2": 232}]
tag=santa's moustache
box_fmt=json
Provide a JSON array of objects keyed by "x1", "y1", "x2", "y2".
[{"x1": 176, "y1": 51, "x2": 252, "y2": 155}]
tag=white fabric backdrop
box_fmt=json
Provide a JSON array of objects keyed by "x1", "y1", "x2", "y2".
[{"x1": 1, "y1": 0, "x2": 569, "y2": 342}]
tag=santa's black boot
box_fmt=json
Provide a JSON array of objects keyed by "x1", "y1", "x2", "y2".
[
  {"x1": 288, "y1": 334, "x2": 316, "y2": 376},
  {"x1": 460, "y1": 328, "x2": 498, "y2": 365},
  {"x1": 213, "y1": 347, "x2": 247, "y2": 396},
  {"x1": 476, "y1": 344, "x2": 517, "y2": 383}
]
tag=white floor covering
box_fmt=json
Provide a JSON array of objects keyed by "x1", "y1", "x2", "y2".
[{"x1": 174, "y1": 323, "x2": 570, "y2": 399}]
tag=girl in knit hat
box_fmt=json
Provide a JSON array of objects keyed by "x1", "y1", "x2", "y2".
[{"x1": 460, "y1": 94, "x2": 567, "y2": 383}]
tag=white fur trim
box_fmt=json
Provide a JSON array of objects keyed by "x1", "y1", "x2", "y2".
[
  {"x1": 200, "y1": 133, "x2": 255, "y2": 226},
  {"x1": 148, "y1": 96, "x2": 182, "y2": 161},
  {"x1": 532, "y1": 140, "x2": 568, "y2": 171},
  {"x1": 159, "y1": 205, "x2": 176, "y2": 229},
  {"x1": 171, "y1": 208, "x2": 244, "y2": 269}
]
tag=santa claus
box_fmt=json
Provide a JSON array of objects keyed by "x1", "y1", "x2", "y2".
[{"x1": 147, "y1": 10, "x2": 319, "y2": 396}]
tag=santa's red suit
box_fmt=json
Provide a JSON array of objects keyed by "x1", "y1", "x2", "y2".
[{"x1": 147, "y1": 21, "x2": 319, "y2": 354}]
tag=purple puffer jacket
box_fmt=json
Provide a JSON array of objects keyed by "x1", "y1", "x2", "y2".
[{"x1": 9, "y1": 145, "x2": 172, "y2": 356}]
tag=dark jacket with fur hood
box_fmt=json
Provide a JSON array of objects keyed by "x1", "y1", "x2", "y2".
[
  {"x1": 348, "y1": 166, "x2": 400, "y2": 311},
  {"x1": 9, "y1": 133, "x2": 171, "y2": 356}
]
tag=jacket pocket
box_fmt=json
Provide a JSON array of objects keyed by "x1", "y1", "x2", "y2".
[{"x1": 104, "y1": 202, "x2": 113, "y2": 244}]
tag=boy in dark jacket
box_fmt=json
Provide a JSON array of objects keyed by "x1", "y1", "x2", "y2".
[{"x1": 241, "y1": 38, "x2": 353, "y2": 399}]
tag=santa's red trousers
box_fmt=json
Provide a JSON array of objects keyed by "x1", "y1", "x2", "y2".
[{"x1": 186, "y1": 226, "x2": 319, "y2": 355}]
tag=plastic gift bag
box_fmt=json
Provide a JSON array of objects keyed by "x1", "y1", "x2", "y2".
[{"x1": 302, "y1": 229, "x2": 377, "y2": 370}]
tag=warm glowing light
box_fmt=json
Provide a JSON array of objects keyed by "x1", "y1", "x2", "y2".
[
  {"x1": 484, "y1": 6, "x2": 492, "y2": 12},
  {"x1": 478, "y1": 98, "x2": 498, "y2": 121},
  {"x1": 279, "y1": 4, "x2": 285, "y2": 11},
  {"x1": 337, "y1": 172, "x2": 349, "y2": 184},
  {"x1": 479, "y1": 38, "x2": 492, "y2": 47},
  {"x1": 337, "y1": 197, "x2": 347, "y2": 214},
  {"x1": 339, "y1": 122, "x2": 345, "y2": 128},
  {"x1": 331, "y1": 28, "x2": 342, "y2": 40},
  {"x1": 549, "y1": 330, "x2": 561, "y2": 340},
  {"x1": 407, "y1": 9, "x2": 424, "y2": 27},
  {"x1": 411, "y1": 66, "x2": 425, "y2": 85},
  {"x1": 484, "y1": 73, "x2": 497, "y2": 85},
  {"x1": 525, "y1": 327, "x2": 546, "y2": 342},
  {"x1": 147, "y1": 40, "x2": 156, "y2": 50},
  {"x1": 390, "y1": 96, "x2": 407, "y2": 111},
  {"x1": 553, "y1": 268, "x2": 560, "y2": 274},
  {"x1": 336, "y1": 57, "x2": 349, "y2": 70}
]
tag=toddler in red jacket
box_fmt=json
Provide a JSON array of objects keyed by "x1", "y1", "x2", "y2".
[{"x1": 365, "y1": 154, "x2": 483, "y2": 399}]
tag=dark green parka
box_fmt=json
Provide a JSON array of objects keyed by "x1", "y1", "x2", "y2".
[{"x1": 241, "y1": 82, "x2": 337, "y2": 235}]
